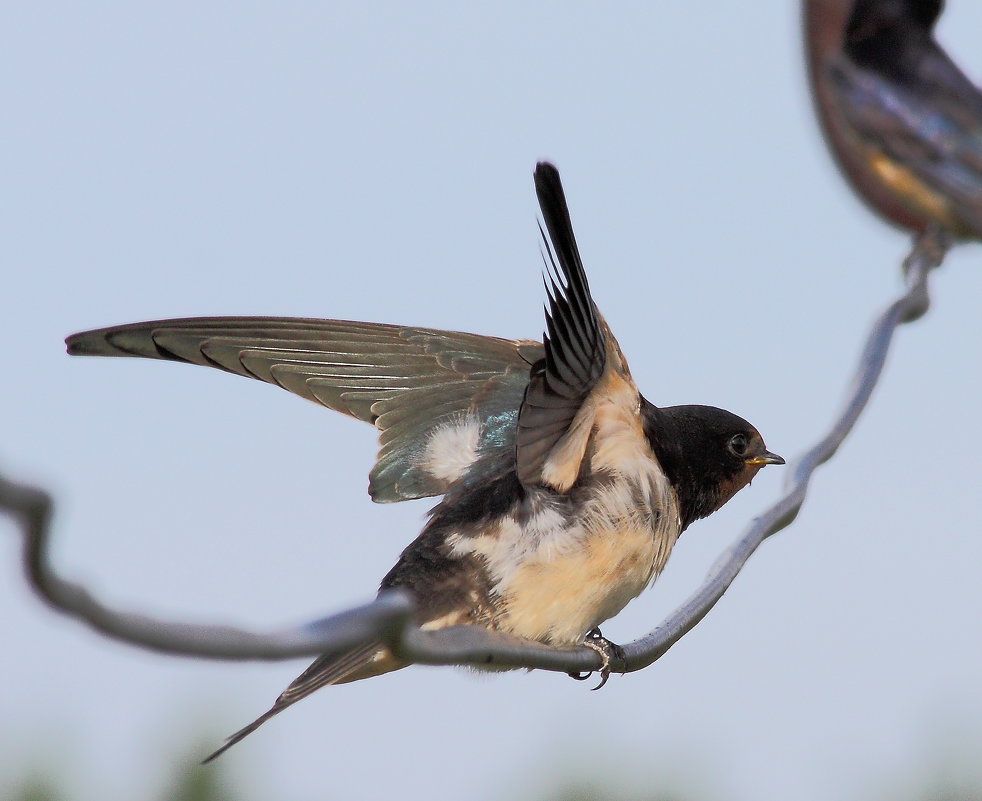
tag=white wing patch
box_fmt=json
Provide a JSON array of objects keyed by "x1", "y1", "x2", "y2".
[
  {"x1": 421, "y1": 416, "x2": 481, "y2": 483},
  {"x1": 449, "y1": 505, "x2": 577, "y2": 588}
]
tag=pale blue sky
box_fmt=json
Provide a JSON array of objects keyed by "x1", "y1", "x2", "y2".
[{"x1": 3, "y1": 3, "x2": 982, "y2": 800}]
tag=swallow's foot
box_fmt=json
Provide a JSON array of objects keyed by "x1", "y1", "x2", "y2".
[{"x1": 567, "y1": 628, "x2": 626, "y2": 690}]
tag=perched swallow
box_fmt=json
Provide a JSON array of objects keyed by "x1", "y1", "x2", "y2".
[
  {"x1": 804, "y1": 0, "x2": 982, "y2": 236},
  {"x1": 66, "y1": 163, "x2": 783, "y2": 761}
]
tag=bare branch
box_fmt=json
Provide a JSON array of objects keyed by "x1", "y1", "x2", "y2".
[
  {"x1": 3, "y1": 228, "x2": 947, "y2": 678},
  {"x1": 0, "y1": 470, "x2": 417, "y2": 659}
]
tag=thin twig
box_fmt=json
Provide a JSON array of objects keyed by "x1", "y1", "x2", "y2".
[{"x1": 2, "y1": 228, "x2": 947, "y2": 676}]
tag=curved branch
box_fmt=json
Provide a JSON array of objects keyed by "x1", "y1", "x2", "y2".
[
  {"x1": 0, "y1": 471, "x2": 418, "y2": 658},
  {"x1": 3, "y1": 228, "x2": 947, "y2": 677},
  {"x1": 620, "y1": 226, "x2": 948, "y2": 670}
]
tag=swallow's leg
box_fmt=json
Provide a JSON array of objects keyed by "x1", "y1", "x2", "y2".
[{"x1": 566, "y1": 628, "x2": 626, "y2": 690}]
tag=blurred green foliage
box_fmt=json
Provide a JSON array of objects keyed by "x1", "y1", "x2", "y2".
[
  {"x1": 5, "y1": 738, "x2": 982, "y2": 801},
  {"x1": 12, "y1": 776, "x2": 59, "y2": 801},
  {"x1": 544, "y1": 785, "x2": 693, "y2": 801},
  {"x1": 158, "y1": 762, "x2": 235, "y2": 801},
  {"x1": 7, "y1": 750, "x2": 238, "y2": 801}
]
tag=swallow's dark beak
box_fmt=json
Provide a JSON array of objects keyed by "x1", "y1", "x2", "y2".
[{"x1": 746, "y1": 451, "x2": 785, "y2": 467}]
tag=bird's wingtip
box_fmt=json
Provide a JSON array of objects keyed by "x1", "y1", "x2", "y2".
[{"x1": 65, "y1": 331, "x2": 94, "y2": 356}]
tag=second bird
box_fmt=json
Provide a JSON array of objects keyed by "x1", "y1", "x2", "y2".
[
  {"x1": 66, "y1": 162, "x2": 784, "y2": 760},
  {"x1": 805, "y1": 0, "x2": 982, "y2": 237}
]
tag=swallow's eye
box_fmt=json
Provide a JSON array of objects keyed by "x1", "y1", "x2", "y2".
[{"x1": 728, "y1": 433, "x2": 748, "y2": 457}]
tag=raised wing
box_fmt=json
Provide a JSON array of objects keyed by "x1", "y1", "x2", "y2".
[
  {"x1": 67, "y1": 318, "x2": 542, "y2": 502},
  {"x1": 516, "y1": 163, "x2": 607, "y2": 489}
]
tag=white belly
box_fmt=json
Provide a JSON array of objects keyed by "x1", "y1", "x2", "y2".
[
  {"x1": 448, "y1": 380, "x2": 681, "y2": 646},
  {"x1": 496, "y1": 520, "x2": 674, "y2": 645},
  {"x1": 451, "y1": 474, "x2": 681, "y2": 647}
]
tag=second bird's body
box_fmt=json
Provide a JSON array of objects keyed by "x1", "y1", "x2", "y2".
[{"x1": 805, "y1": 0, "x2": 982, "y2": 236}]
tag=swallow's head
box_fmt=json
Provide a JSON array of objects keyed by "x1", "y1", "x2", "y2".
[{"x1": 643, "y1": 401, "x2": 784, "y2": 530}]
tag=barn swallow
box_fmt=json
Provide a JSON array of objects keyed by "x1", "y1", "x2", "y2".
[
  {"x1": 66, "y1": 163, "x2": 783, "y2": 761},
  {"x1": 804, "y1": 0, "x2": 982, "y2": 236}
]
